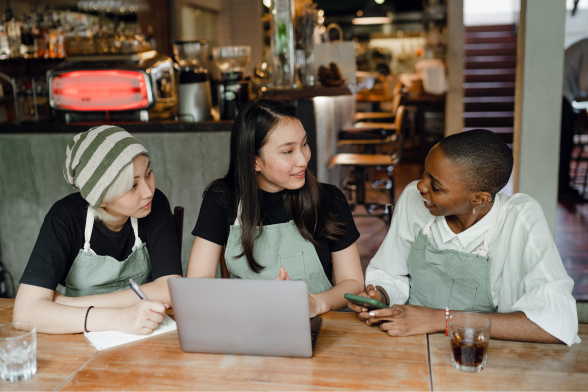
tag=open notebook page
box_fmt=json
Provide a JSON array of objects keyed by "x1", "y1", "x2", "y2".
[{"x1": 84, "y1": 314, "x2": 177, "y2": 351}]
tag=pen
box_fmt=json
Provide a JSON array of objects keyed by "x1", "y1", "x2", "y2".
[{"x1": 129, "y1": 278, "x2": 167, "y2": 325}]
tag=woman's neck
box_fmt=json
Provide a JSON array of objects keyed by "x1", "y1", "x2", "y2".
[
  {"x1": 102, "y1": 216, "x2": 129, "y2": 232},
  {"x1": 446, "y1": 201, "x2": 494, "y2": 234}
]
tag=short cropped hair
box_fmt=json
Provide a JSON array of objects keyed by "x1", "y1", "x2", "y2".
[
  {"x1": 437, "y1": 129, "x2": 513, "y2": 198},
  {"x1": 90, "y1": 161, "x2": 135, "y2": 223}
]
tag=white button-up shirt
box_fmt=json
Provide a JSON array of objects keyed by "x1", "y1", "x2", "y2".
[{"x1": 366, "y1": 181, "x2": 581, "y2": 346}]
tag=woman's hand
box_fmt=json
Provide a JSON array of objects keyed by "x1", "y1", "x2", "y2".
[
  {"x1": 113, "y1": 300, "x2": 168, "y2": 335},
  {"x1": 366, "y1": 304, "x2": 444, "y2": 336},
  {"x1": 347, "y1": 284, "x2": 385, "y2": 322},
  {"x1": 274, "y1": 267, "x2": 291, "y2": 281}
]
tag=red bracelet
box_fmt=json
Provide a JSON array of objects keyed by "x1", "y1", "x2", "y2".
[{"x1": 444, "y1": 307, "x2": 449, "y2": 336}]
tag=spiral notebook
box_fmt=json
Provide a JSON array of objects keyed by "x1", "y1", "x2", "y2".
[{"x1": 84, "y1": 314, "x2": 177, "y2": 351}]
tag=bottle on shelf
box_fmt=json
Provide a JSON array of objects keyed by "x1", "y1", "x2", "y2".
[
  {"x1": 0, "y1": 14, "x2": 10, "y2": 59},
  {"x1": 6, "y1": 16, "x2": 21, "y2": 58}
]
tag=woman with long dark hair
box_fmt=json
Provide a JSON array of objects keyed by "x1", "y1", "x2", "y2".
[{"x1": 187, "y1": 100, "x2": 363, "y2": 316}]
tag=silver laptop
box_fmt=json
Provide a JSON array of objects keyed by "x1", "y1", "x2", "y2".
[{"x1": 168, "y1": 278, "x2": 322, "y2": 358}]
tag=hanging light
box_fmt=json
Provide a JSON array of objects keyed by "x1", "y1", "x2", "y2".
[
  {"x1": 352, "y1": 0, "x2": 391, "y2": 25},
  {"x1": 352, "y1": 15, "x2": 391, "y2": 25},
  {"x1": 263, "y1": 0, "x2": 271, "y2": 8}
]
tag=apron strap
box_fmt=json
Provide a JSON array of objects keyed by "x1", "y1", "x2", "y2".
[
  {"x1": 233, "y1": 202, "x2": 242, "y2": 226},
  {"x1": 85, "y1": 208, "x2": 143, "y2": 252},
  {"x1": 131, "y1": 217, "x2": 142, "y2": 251},
  {"x1": 423, "y1": 215, "x2": 436, "y2": 236},
  {"x1": 84, "y1": 208, "x2": 96, "y2": 254}
]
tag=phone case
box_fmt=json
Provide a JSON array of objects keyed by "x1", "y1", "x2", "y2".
[{"x1": 344, "y1": 293, "x2": 388, "y2": 310}]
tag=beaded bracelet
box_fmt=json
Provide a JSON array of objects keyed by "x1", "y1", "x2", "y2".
[
  {"x1": 444, "y1": 307, "x2": 450, "y2": 336},
  {"x1": 84, "y1": 306, "x2": 94, "y2": 333}
]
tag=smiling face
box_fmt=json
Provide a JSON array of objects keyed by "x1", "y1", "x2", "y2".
[
  {"x1": 100, "y1": 155, "x2": 155, "y2": 221},
  {"x1": 416, "y1": 146, "x2": 479, "y2": 217},
  {"x1": 254, "y1": 117, "x2": 311, "y2": 193}
]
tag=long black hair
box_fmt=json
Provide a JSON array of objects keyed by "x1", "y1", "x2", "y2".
[{"x1": 205, "y1": 99, "x2": 344, "y2": 273}]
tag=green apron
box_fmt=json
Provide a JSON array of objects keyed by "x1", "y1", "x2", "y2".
[
  {"x1": 224, "y1": 204, "x2": 333, "y2": 294},
  {"x1": 63, "y1": 208, "x2": 152, "y2": 297},
  {"x1": 406, "y1": 197, "x2": 500, "y2": 313}
]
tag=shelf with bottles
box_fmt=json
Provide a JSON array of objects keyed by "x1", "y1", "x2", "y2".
[{"x1": 0, "y1": 8, "x2": 151, "y2": 61}]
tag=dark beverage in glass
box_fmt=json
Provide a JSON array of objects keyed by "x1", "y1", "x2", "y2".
[
  {"x1": 450, "y1": 333, "x2": 489, "y2": 369},
  {"x1": 448, "y1": 312, "x2": 491, "y2": 372}
]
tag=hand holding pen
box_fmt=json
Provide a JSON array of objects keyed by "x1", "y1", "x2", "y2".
[{"x1": 129, "y1": 278, "x2": 168, "y2": 325}]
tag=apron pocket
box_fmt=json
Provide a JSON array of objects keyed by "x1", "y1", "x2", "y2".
[
  {"x1": 279, "y1": 251, "x2": 306, "y2": 281},
  {"x1": 448, "y1": 279, "x2": 477, "y2": 311}
]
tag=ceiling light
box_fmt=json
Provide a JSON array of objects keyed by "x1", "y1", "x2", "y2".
[
  {"x1": 352, "y1": 16, "x2": 392, "y2": 25},
  {"x1": 352, "y1": 1, "x2": 391, "y2": 25},
  {"x1": 375, "y1": 0, "x2": 385, "y2": 3}
]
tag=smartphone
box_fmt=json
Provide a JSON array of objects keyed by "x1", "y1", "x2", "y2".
[{"x1": 344, "y1": 293, "x2": 388, "y2": 311}]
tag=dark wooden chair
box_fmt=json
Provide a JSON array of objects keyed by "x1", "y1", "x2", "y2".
[{"x1": 173, "y1": 206, "x2": 184, "y2": 254}]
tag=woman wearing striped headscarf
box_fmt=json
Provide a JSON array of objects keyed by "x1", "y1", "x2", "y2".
[{"x1": 13, "y1": 126, "x2": 183, "y2": 335}]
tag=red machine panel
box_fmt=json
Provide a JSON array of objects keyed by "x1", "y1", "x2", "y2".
[{"x1": 51, "y1": 70, "x2": 151, "y2": 111}]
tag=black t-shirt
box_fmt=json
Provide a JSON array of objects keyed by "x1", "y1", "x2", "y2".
[
  {"x1": 20, "y1": 189, "x2": 184, "y2": 290},
  {"x1": 192, "y1": 183, "x2": 360, "y2": 284}
]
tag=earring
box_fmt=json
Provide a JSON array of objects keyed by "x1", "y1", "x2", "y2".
[{"x1": 472, "y1": 206, "x2": 476, "y2": 217}]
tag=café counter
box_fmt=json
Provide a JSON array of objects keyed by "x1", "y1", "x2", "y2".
[{"x1": 0, "y1": 299, "x2": 586, "y2": 391}]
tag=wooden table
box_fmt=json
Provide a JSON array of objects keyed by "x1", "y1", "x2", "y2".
[{"x1": 0, "y1": 299, "x2": 586, "y2": 391}]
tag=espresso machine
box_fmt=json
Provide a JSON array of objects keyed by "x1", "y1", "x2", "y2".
[
  {"x1": 174, "y1": 40, "x2": 212, "y2": 122},
  {"x1": 48, "y1": 51, "x2": 178, "y2": 122},
  {"x1": 213, "y1": 46, "x2": 251, "y2": 120}
]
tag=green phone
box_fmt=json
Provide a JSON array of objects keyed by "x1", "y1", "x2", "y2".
[{"x1": 344, "y1": 293, "x2": 388, "y2": 310}]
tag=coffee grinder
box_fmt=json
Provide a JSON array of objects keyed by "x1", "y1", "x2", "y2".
[
  {"x1": 213, "y1": 46, "x2": 251, "y2": 120},
  {"x1": 174, "y1": 40, "x2": 212, "y2": 122}
]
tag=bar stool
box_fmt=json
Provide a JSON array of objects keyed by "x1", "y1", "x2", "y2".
[
  {"x1": 352, "y1": 82, "x2": 403, "y2": 123},
  {"x1": 339, "y1": 87, "x2": 404, "y2": 150},
  {"x1": 329, "y1": 105, "x2": 407, "y2": 223}
]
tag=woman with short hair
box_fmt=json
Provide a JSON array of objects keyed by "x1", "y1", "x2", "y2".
[
  {"x1": 14, "y1": 126, "x2": 183, "y2": 334},
  {"x1": 349, "y1": 129, "x2": 580, "y2": 346},
  {"x1": 187, "y1": 100, "x2": 364, "y2": 317}
]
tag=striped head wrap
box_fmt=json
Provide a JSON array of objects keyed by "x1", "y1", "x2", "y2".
[{"x1": 63, "y1": 125, "x2": 149, "y2": 209}]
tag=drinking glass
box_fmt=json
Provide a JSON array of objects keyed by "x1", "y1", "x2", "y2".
[
  {"x1": 0, "y1": 322, "x2": 37, "y2": 382},
  {"x1": 448, "y1": 312, "x2": 491, "y2": 372}
]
